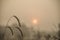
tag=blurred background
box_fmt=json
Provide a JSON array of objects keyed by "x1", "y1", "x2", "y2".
[
  {"x1": 0, "y1": 0, "x2": 60, "y2": 40},
  {"x1": 0, "y1": 0, "x2": 60, "y2": 32}
]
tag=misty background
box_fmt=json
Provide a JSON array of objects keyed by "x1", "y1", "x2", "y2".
[{"x1": 0, "y1": 0, "x2": 60, "y2": 32}]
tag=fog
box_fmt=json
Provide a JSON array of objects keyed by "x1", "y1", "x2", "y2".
[{"x1": 0, "y1": 0, "x2": 59, "y2": 32}]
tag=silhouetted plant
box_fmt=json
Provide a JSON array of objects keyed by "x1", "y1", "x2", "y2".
[
  {"x1": 0, "y1": 26, "x2": 5, "y2": 40},
  {"x1": 45, "y1": 34, "x2": 51, "y2": 40},
  {"x1": 57, "y1": 23, "x2": 60, "y2": 40}
]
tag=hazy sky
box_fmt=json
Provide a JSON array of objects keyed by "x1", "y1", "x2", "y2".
[{"x1": 0, "y1": 0, "x2": 59, "y2": 32}]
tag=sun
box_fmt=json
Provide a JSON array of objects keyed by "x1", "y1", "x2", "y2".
[{"x1": 32, "y1": 19, "x2": 38, "y2": 24}]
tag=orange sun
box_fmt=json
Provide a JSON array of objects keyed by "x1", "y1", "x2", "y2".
[{"x1": 32, "y1": 19, "x2": 38, "y2": 24}]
